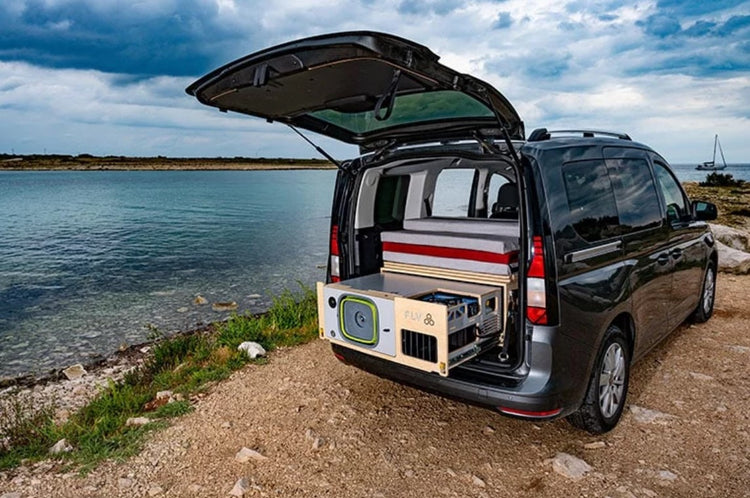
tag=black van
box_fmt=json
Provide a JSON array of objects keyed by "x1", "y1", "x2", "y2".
[{"x1": 187, "y1": 31, "x2": 718, "y2": 433}]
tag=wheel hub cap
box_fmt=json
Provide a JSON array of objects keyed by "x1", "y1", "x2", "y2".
[
  {"x1": 703, "y1": 269, "x2": 715, "y2": 314},
  {"x1": 598, "y1": 343, "x2": 625, "y2": 419}
]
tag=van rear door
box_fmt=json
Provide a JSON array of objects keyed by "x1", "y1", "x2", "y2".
[{"x1": 186, "y1": 31, "x2": 524, "y2": 150}]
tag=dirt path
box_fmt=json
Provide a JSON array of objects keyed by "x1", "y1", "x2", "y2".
[{"x1": 2, "y1": 276, "x2": 749, "y2": 498}]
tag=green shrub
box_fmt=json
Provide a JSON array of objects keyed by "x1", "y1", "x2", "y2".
[{"x1": 701, "y1": 172, "x2": 744, "y2": 187}]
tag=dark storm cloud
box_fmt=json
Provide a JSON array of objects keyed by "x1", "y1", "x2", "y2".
[
  {"x1": 655, "y1": 0, "x2": 744, "y2": 16},
  {"x1": 0, "y1": 0, "x2": 254, "y2": 76}
]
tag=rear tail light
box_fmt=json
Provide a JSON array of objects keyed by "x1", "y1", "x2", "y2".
[
  {"x1": 330, "y1": 224, "x2": 341, "y2": 282},
  {"x1": 526, "y1": 235, "x2": 547, "y2": 325}
]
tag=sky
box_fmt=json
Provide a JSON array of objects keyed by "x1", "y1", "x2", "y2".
[{"x1": 0, "y1": 0, "x2": 748, "y2": 162}]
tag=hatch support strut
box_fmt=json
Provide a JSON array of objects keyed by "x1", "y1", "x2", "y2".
[{"x1": 287, "y1": 125, "x2": 342, "y2": 169}]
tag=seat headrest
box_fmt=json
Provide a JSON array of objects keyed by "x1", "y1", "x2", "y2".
[{"x1": 496, "y1": 183, "x2": 518, "y2": 208}]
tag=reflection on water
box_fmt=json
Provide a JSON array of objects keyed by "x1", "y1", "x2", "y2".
[{"x1": 0, "y1": 170, "x2": 335, "y2": 376}]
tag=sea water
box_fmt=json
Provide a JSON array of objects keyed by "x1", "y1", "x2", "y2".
[
  {"x1": 1, "y1": 164, "x2": 748, "y2": 377},
  {"x1": 0, "y1": 170, "x2": 335, "y2": 377}
]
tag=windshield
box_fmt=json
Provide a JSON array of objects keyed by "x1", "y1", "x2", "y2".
[{"x1": 310, "y1": 90, "x2": 494, "y2": 134}]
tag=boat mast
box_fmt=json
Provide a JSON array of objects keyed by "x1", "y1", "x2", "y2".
[
  {"x1": 717, "y1": 135, "x2": 728, "y2": 168},
  {"x1": 712, "y1": 134, "x2": 718, "y2": 164}
]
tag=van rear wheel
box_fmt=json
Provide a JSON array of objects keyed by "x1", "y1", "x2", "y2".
[
  {"x1": 690, "y1": 261, "x2": 716, "y2": 323},
  {"x1": 567, "y1": 325, "x2": 630, "y2": 434}
]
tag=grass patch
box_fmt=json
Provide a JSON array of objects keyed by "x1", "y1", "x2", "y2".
[{"x1": 0, "y1": 285, "x2": 318, "y2": 471}]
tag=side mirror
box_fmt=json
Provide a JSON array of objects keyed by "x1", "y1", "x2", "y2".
[{"x1": 692, "y1": 200, "x2": 717, "y2": 221}]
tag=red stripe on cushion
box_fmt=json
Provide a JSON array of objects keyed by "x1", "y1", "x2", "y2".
[{"x1": 382, "y1": 242, "x2": 518, "y2": 265}]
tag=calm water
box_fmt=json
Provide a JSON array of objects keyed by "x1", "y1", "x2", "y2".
[
  {"x1": 1, "y1": 164, "x2": 749, "y2": 377},
  {"x1": 671, "y1": 163, "x2": 750, "y2": 183},
  {"x1": 0, "y1": 170, "x2": 335, "y2": 377}
]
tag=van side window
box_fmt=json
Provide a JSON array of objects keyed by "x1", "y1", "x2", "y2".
[
  {"x1": 653, "y1": 162, "x2": 688, "y2": 222},
  {"x1": 374, "y1": 175, "x2": 410, "y2": 227},
  {"x1": 431, "y1": 168, "x2": 477, "y2": 217},
  {"x1": 562, "y1": 160, "x2": 620, "y2": 242},
  {"x1": 606, "y1": 158, "x2": 662, "y2": 233}
]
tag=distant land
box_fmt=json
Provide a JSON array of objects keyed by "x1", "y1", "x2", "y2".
[{"x1": 0, "y1": 154, "x2": 335, "y2": 171}]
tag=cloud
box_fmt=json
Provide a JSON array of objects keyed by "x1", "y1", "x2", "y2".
[
  {"x1": 654, "y1": 0, "x2": 745, "y2": 17},
  {"x1": 492, "y1": 12, "x2": 513, "y2": 29},
  {"x1": 0, "y1": 0, "x2": 748, "y2": 162},
  {"x1": 397, "y1": 0, "x2": 462, "y2": 16},
  {"x1": 0, "y1": 0, "x2": 250, "y2": 76},
  {"x1": 637, "y1": 14, "x2": 682, "y2": 37}
]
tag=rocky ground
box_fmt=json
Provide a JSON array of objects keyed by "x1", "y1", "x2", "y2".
[{"x1": 1, "y1": 274, "x2": 749, "y2": 498}]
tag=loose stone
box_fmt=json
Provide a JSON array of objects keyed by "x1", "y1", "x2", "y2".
[
  {"x1": 550, "y1": 452, "x2": 593, "y2": 480},
  {"x1": 229, "y1": 477, "x2": 250, "y2": 496},
  {"x1": 126, "y1": 417, "x2": 151, "y2": 426},
  {"x1": 629, "y1": 405, "x2": 677, "y2": 424},
  {"x1": 238, "y1": 341, "x2": 266, "y2": 359},
  {"x1": 49, "y1": 438, "x2": 73, "y2": 455},
  {"x1": 62, "y1": 364, "x2": 86, "y2": 380},
  {"x1": 235, "y1": 447, "x2": 268, "y2": 463}
]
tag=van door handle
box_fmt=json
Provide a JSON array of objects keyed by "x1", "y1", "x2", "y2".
[
  {"x1": 657, "y1": 253, "x2": 670, "y2": 265},
  {"x1": 670, "y1": 248, "x2": 683, "y2": 260}
]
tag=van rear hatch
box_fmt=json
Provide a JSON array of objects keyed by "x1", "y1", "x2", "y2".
[{"x1": 186, "y1": 31, "x2": 524, "y2": 150}]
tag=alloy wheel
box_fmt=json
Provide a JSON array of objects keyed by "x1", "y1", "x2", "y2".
[
  {"x1": 703, "y1": 268, "x2": 715, "y2": 315},
  {"x1": 598, "y1": 343, "x2": 626, "y2": 419}
]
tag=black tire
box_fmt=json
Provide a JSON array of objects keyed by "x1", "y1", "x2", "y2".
[
  {"x1": 567, "y1": 325, "x2": 630, "y2": 434},
  {"x1": 690, "y1": 261, "x2": 716, "y2": 323}
]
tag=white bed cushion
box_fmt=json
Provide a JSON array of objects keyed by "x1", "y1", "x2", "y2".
[
  {"x1": 381, "y1": 221, "x2": 519, "y2": 276},
  {"x1": 403, "y1": 217, "x2": 519, "y2": 237}
]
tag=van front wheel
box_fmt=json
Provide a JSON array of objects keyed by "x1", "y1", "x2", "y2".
[{"x1": 567, "y1": 325, "x2": 630, "y2": 434}]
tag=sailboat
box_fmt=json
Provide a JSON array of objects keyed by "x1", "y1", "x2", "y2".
[{"x1": 696, "y1": 134, "x2": 728, "y2": 170}]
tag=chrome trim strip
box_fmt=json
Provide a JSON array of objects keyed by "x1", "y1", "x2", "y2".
[{"x1": 567, "y1": 241, "x2": 622, "y2": 263}]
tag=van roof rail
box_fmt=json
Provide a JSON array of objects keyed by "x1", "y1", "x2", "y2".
[{"x1": 527, "y1": 128, "x2": 631, "y2": 142}]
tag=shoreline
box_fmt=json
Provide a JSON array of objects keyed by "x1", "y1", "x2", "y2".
[
  {"x1": 0, "y1": 323, "x2": 217, "y2": 390},
  {"x1": 0, "y1": 155, "x2": 336, "y2": 171}
]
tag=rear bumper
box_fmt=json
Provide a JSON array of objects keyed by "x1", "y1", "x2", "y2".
[{"x1": 331, "y1": 324, "x2": 594, "y2": 419}]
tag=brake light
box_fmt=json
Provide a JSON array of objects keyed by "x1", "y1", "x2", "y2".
[
  {"x1": 526, "y1": 235, "x2": 547, "y2": 325},
  {"x1": 330, "y1": 224, "x2": 340, "y2": 282}
]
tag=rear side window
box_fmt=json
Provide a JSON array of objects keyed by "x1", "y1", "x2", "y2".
[
  {"x1": 374, "y1": 175, "x2": 410, "y2": 227},
  {"x1": 431, "y1": 169, "x2": 477, "y2": 217},
  {"x1": 562, "y1": 160, "x2": 619, "y2": 242},
  {"x1": 606, "y1": 158, "x2": 662, "y2": 232}
]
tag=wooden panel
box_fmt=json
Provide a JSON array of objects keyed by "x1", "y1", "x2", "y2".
[
  {"x1": 382, "y1": 261, "x2": 515, "y2": 287},
  {"x1": 394, "y1": 296, "x2": 449, "y2": 376},
  {"x1": 316, "y1": 282, "x2": 327, "y2": 339}
]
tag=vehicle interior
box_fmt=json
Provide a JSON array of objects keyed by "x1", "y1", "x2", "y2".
[{"x1": 348, "y1": 154, "x2": 526, "y2": 376}]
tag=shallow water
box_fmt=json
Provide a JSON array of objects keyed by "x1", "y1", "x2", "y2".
[{"x1": 0, "y1": 170, "x2": 335, "y2": 377}]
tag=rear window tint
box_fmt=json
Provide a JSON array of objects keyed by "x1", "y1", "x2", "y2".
[
  {"x1": 606, "y1": 158, "x2": 662, "y2": 232},
  {"x1": 562, "y1": 160, "x2": 619, "y2": 242},
  {"x1": 310, "y1": 90, "x2": 494, "y2": 134}
]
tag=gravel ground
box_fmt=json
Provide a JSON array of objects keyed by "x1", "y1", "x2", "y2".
[{"x1": 1, "y1": 275, "x2": 749, "y2": 498}]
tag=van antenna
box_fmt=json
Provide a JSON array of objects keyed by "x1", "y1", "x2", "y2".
[{"x1": 287, "y1": 125, "x2": 342, "y2": 169}]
